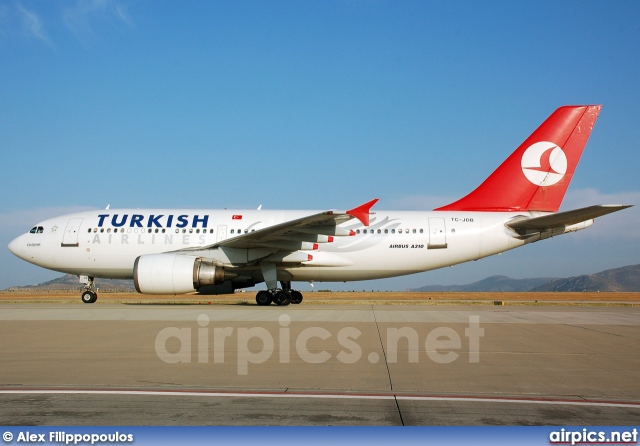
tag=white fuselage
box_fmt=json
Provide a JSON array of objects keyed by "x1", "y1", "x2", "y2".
[{"x1": 8, "y1": 208, "x2": 528, "y2": 283}]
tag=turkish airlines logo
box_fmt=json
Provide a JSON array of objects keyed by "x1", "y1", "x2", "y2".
[{"x1": 521, "y1": 141, "x2": 567, "y2": 186}]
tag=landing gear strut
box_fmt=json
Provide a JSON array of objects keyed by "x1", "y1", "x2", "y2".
[
  {"x1": 80, "y1": 276, "x2": 98, "y2": 304},
  {"x1": 281, "y1": 281, "x2": 303, "y2": 305},
  {"x1": 254, "y1": 281, "x2": 304, "y2": 306}
]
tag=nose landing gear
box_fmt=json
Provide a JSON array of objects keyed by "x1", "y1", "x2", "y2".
[{"x1": 80, "y1": 276, "x2": 98, "y2": 304}]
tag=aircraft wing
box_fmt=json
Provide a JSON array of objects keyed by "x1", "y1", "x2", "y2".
[
  {"x1": 190, "y1": 199, "x2": 379, "y2": 251},
  {"x1": 506, "y1": 204, "x2": 632, "y2": 233}
]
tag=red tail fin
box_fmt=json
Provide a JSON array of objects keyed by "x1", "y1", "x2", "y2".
[{"x1": 435, "y1": 105, "x2": 602, "y2": 212}]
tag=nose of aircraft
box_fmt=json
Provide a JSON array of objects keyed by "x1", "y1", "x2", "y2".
[{"x1": 8, "y1": 235, "x2": 24, "y2": 258}]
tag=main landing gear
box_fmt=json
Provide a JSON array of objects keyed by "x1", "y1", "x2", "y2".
[
  {"x1": 80, "y1": 276, "x2": 98, "y2": 304},
  {"x1": 255, "y1": 281, "x2": 303, "y2": 306}
]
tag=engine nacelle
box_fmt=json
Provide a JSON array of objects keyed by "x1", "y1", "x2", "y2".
[{"x1": 134, "y1": 253, "x2": 228, "y2": 294}]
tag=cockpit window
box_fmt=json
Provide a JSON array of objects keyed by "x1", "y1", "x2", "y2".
[
  {"x1": 29, "y1": 226, "x2": 44, "y2": 234},
  {"x1": 36, "y1": 226, "x2": 44, "y2": 233},
  {"x1": 29, "y1": 227, "x2": 37, "y2": 234}
]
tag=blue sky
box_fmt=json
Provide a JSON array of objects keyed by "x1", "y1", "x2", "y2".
[{"x1": 1, "y1": 0, "x2": 639, "y2": 291}]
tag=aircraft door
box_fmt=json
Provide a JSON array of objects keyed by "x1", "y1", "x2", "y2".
[
  {"x1": 62, "y1": 218, "x2": 83, "y2": 247},
  {"x1": 216, "y1": 225, "x2": 227, "y2": 242},
  {"x1": 428, "y1": 217, "x2": 447, "y2": 249}
]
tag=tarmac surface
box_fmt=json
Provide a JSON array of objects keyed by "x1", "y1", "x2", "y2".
[{"x1": 1, "y1": 303, "x2": 639, "y2": 425}]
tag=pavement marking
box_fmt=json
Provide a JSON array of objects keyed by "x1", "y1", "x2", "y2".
[{"x1": 2, "y1": 388, "x2": 640, "y2": 409}]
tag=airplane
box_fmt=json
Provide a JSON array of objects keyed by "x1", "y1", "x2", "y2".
[{"x1": 8, "y1": 105, "x2": 632, "y2": 305}]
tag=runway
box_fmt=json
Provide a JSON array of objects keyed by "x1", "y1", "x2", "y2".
[{"x1": 1, "y1": 303, "x2": 639, "y2": 425}]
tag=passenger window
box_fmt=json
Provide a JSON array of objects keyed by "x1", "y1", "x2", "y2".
[
  {"x1": 413, "y1": 229, "x2": 416, "y2": 234},
  {"x1": 384, "y1": 229, "x2": 388, "y2": 234},
  {"x1": 377, "y1": 229, "x2": 381, "y2": 234},
  {"x1": 420, "y1": 229, "x2": 424, "y2": 234},
  {"x1": 100, "y1": 228, "x2": 104, "y2": 233},
  {"x1": 391, "y1": 229, "x2": 395, "y2": 234},
  {"x1": 87, "y1": 228, "x2": 91, "y2": 233},
  {"x1": 230, "y1": 229, "x2": 235, "y2": 234}
]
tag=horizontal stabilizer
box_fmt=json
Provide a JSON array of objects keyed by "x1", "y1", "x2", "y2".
[{"x1": 506, "y1": 205, "x2": 632, "y2": 232}]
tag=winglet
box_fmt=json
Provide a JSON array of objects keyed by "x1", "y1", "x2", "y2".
[{"x1": 347, "y1": 199, "x2": 379, "y2": 226}]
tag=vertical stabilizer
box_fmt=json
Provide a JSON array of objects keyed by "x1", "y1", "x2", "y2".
[{"x1": 435, "y1": 105, "x2": 601, "y2": 212}]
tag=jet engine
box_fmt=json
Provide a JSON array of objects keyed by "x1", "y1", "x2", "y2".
[{"x1": 133, "y1": 253, "x2": 230, "y2": 294}]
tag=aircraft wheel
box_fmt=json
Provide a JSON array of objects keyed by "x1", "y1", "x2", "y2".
[
  {"x1": 81, "y1": 291, "x2": 97, "y2": 304},
  {"x1": 256, "y1": 290, "x2": 273, "y2": 306},
  {"x1": 274, "y1": 290, "x2": 292, "y2": 306},
  {"x1": 291, "y1": 291, "x2": 303, "y2": 304}
]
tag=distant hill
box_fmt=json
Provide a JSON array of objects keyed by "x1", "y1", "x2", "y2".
[
  {"x1": 413, "y1": 275, "x2": 556, "y2": 292},
  {"x1": 6, "y1": 274, "x2": 135, "y2": 292},
  {"x1": 531, "y1": 264, "x2": 640, "y2": 292},
  {"x1": 413, "y1": 264, "x2": 640, "y2": 292}
]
